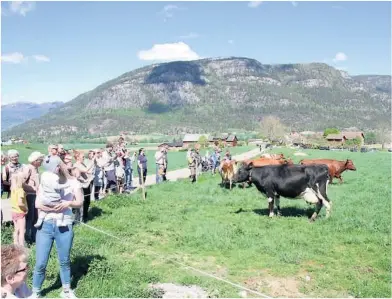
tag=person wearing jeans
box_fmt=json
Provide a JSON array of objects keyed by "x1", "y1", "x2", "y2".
[
  {"x1": 124, "y1": 150, "x2": 136, "y2": 191},
  {"x1": 154, "y1": 147, "x2": 165, "y2": 184},
  {"x1": 32, "y1": 157, "x2": 83, "y2": 298},
  {"x1": 101, "y1": 144, "x2": 116, "y2": 194}
]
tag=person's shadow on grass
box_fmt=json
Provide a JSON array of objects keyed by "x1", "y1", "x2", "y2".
[{"x1": 40, "y1": 254, "x2": 106, "y2": 296}]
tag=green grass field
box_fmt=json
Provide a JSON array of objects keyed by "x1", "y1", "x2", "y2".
[{"x1": 1, "y1": 148, "x2": 390, "y2": 298}]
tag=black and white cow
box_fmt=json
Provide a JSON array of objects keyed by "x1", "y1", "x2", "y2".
[{"x1": 232, "y1": 163, "x2": 332, "y2": 221}]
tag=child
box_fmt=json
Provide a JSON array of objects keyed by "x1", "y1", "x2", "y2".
[
  {"x1": 10, "y1": 172, "x2": 28, "y2": 246},
  {"x1": 34, "y1": 169, "x2": 71, "y2": 228}
]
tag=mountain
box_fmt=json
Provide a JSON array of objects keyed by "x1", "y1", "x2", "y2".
[
  {"x1": 1, "y1": 101, "x2": 64, "y2": 131},
  {"x1": 351, "y1": 75, "x2": 391, "y2": 94},
  {"x1": 3, "y1": 57, "x2": 391, "y2": 141}
]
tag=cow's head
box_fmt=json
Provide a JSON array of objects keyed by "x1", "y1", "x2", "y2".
[
  {"x1": 345, "y1": 159, "x2": 356, "y2": 171},
  {"x1": 233, "y1": 161, "x2": 252, "y2": 183},
  {"x1": 284, "y1": 158, "x2": 294, "y2": 165}
]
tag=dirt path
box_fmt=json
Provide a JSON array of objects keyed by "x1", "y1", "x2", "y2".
[{"x1": 1, "y1": 147, "x2": 264, "y2": 223}]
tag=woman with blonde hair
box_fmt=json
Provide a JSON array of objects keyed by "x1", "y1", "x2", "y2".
[
  {"x1": 73, "y1": 151, "x2": 94, "y2": 223},
  {"x1": 10, "y1": 172, "x2": 28, "y2": 246}
]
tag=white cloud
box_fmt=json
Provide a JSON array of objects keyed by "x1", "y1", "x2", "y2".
[
  {"x1": 333, "y1": 52, "x2": 348, "y2": 63},
  {"x1": 178, "y1": 32, "x2": 200, "y2": 39},
  {"x1": 1, "y1": 52, "x2": 51, "y2": 64},
  {"x1": 228, "y1": 40, "x2": 234, "y2": 44},
  {"x1": 159, "y1": 4, "x2": 182, "y2": 22},
  {"x1": 32, "y1": 55, "x2": 50, "y2": 62},
  {"x1": 1, "y1": 52, "x2": 25, "y2": 64},
  {"x1": 8, "y1": 1, "x2": 35, "y2": 16},
  {"x1": 291, "y1": 1, "x2": 298, "y2": 7},
  {"x1": 137, "y1": 42, "x2": 200, "y2": 61},
  {"x1": 248, "y1": 1, "x2": 262, "y2": 8}
]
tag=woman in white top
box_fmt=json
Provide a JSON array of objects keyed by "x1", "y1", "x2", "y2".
[{"x1": 32, "y1": 157, "x2": 83, "y2": 298}]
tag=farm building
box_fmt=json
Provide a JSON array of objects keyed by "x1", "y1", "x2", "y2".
[
  {"x1": 208, "y1": 134, "x2": 238, "y2": 147},
  {"x1": 225, "y1": 135, "x2": 238, "y2": 147},
  {"x1": 158, "y1": 141, "x2": 183, "y2": 149},
  {"x1": 325, "y1": 131, "x2": 365, "y2": 146},
  {"x1": 182, "y1": 134, "x2": 210, "y2": 148}
]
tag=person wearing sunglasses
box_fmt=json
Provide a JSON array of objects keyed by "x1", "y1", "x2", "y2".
[{"x1": 1, "y1": 244, "x2": 32, "y2": 298}]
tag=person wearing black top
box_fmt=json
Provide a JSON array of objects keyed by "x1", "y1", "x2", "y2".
[{"x1": 137, "y1": 148, "x2": 148, "y2": 185}]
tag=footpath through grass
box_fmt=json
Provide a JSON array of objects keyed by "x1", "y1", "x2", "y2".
[{"x1": 1, "y1": 148, "x2": 390, "y2": 297}]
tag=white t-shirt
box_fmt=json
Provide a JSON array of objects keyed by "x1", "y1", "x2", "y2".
[
  {"x1": 154, "y1": 151, "x2": 165, "y2": 164},
  {"x1": 37, "y1": 178, "x2": 82, "y2": 225}
]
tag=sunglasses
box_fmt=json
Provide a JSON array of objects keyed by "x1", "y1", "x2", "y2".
[{"x1": 15, "y1": 265, "x2": 28, "y2": 274}]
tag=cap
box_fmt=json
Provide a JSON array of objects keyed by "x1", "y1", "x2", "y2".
[
  {"x1": 7, "y1": 149, "x2": 19, "y2": 157},
  {"x1": 28, "y1": 151, "x2": 45, "y2": 163},
  {"x1": 43, "y1": 155, "x2": 62, "y2": 173}
]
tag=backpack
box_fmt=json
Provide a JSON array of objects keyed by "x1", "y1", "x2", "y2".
[{"x1": 1, "y1": 166, "x2": 11, "y2": 193}]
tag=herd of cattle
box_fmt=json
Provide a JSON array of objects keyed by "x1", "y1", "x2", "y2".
[{"x1": 219, "y1": 153, "x2": 357, "y2": 222}]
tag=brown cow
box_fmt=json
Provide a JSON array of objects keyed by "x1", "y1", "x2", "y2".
[
  {"x1": 260, "y1": 153, "x2": 285, "y2": 160},
  {"x1": 300, "y1": 159, "x2": 356, "y2": 184},
  {"x1": 240, "y1": 157, "x2": 294, "y2": 188},
  {"x1": 244, "y1": 157, "x2": 294, "y2": 167},
  {"x1": 220, "y1": 160, "x2": 238, "y2": 190}
]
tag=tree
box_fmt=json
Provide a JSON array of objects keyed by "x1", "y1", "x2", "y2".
[
  {"x1": 364, "y1": 132, "x2": 377, "y2": 145},
  {"x1": 375, "y1": 123, "x2": 391, "y2": 149},
  {"x1": 198, "y1": 135, "x2": 208, "y2": 148},
  {"x1": 259, "y1": 116, "x2": 287, "y2": 141},
  {"x1": 323, "y1": 128, "x2": 340, "y2": 137}
]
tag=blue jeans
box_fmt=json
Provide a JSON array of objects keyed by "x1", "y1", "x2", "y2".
[
  {"x1": 156, "y1": 164, "x2": 163, "y2": 184},
  {"x1": 125, "y1": 168, "x2": 133, "y2": 189},
  {"x1": 32, "y1": 220, "x2": 74, "y2": 292}
]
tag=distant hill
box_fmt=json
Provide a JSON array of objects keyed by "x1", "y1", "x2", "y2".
[
  {"x1": 2, "y1": 57, "x2": 391, "y2": 141},
  {"x1": 1, "y1": 101, "x2": 64, "y2": 131}
]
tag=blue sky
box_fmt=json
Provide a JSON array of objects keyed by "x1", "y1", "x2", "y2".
[{"x1": 1, "y1": 0, "x2": 391, "y2": 105}]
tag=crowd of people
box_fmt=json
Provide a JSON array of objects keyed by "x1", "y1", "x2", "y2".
[
  {"x1": 186, "y1": 147, "x2": 232, "y2": 183},
  {"x1": 0, "y1": 136, "x2": 171, "y2": 298},
  {"x1": 0, "y1": 136, "x2": 235, "y2": 298}
]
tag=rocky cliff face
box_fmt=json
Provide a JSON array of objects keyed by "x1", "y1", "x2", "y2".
[{"x1": 3, "y1": 57, "x2": 391, "y2": 141}]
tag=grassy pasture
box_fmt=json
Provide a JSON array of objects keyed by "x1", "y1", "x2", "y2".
[{"x1": 1, "y1": 148, "x2": 390, "y2": 298}]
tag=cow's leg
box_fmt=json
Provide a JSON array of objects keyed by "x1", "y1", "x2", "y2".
[
  {"x1": 338, "y1": 175, "x2": 343, "y2": 184},
  {"x1": 310, "y1": 200, "x2": 323, "y2": 222},
  {"x1": 323, "y1": 200, "x2": 332, "y2": 218},
  {"x1": 275, "y1": 195, "x2": 281, "y2": 216},
  {"x1": 316, "y1": 181, "x2": 332, "y2": 218},
  {"x1": 301, "y1": 187, "x2": 320, "y2": 220},
  {"x1": 266, "y1": 192, "x2": 275, "y2": 218},
  {"x1": 229, "y1": 179, "x2": 232, "y2": 190}
]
